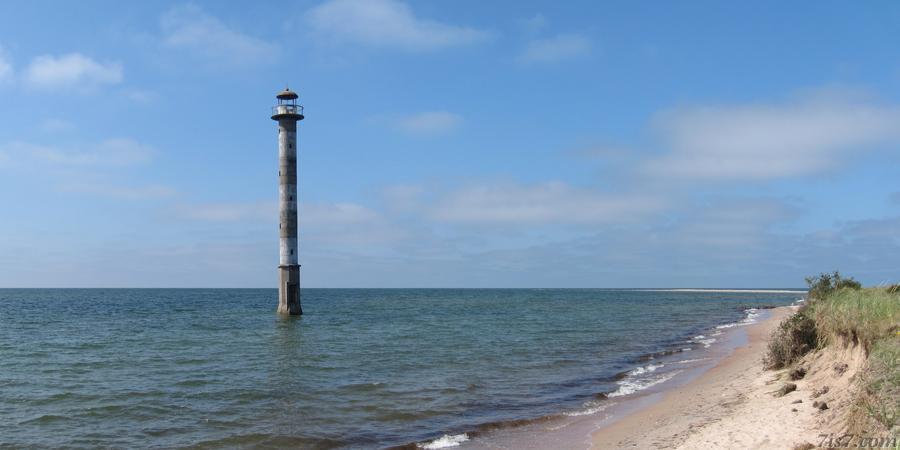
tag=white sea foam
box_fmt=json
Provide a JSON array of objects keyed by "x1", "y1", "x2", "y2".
[
  {"x1": 691, "y1": 334, "x2": 717, "y2": 348},
  {"x1": 628, "y1": 363, "x2": 662, "y2": 376},
  {"x1": 609, "y1": 370, "x2": 682, "y2": 398},
  {"x1": 564, "y1": 399, "x2": 614, "y2": 417},
  {"x1": 674, "y1": 357, "x2": 710, "y2": 364},
  {"x1": 745, "y1": 308, "x2": 760, "y2": 319},
  {"x1": 419, "y1": 433, "x2": 470, "y2": 449},
  {"x1": 714, "y1": 307, "x2": 763, "y2": 331}
]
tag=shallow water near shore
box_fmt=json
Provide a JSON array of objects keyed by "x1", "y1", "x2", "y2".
[{"x1": 0, "y1": 288, "x2": 802, "y2": 449}]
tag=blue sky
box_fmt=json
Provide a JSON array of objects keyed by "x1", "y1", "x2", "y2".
[{"x1": 1, "y1": 0, "x2": 899, "y2": 287}]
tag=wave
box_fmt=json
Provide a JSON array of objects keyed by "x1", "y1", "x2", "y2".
[
  {"x1": 713, "y1": 307, "x2": 764, "y2": 332},
  {"x1": 635, "y1": 347, "x2": 690, "y2": 362},
  {"x1": 692, "y1": 334, "x2": 717, "y2": 348},
  {"x1": 418, "y1": 433, "x2": 470, "y2": 449},
  {"x1": 563, "y1": 398, "x2": 614, "y2": 417},
  {"x1": 609, "y1": 369, "x2": 682, "y2": 398},
  {"x1": 628, "y1": 363, "x2": 663, "y2": 376},
  {"x1": 673, "y1": 357, "x2": 710, "y2": 364},
  {"x1": 18, "y1": 414, "x2": 69, "y2": 425}
]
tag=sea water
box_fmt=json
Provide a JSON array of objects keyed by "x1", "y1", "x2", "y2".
[{"x1": 0, "y1": 288, "x2": 803, "y2": 448}]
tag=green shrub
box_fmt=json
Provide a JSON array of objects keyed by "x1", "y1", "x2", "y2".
[
  {"x1": 805, "y1": 271, "x2": 862, "y2": 300},
  {"x1": 765, "y1": 311, "x2": 818, "y2": 370}
]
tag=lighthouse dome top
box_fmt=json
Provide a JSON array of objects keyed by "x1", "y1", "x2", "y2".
[{"x1": 276, "y1": 88, "x2": 299, "y2": 100}]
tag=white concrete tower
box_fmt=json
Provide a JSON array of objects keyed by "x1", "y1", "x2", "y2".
[{"x1": 271, "y1": 88, "x2": 304, "y2": 315}]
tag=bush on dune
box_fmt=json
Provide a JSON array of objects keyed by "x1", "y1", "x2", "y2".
[
  {"x1": 764, "y1": 310, "x2": 817, "y2": 370},
  {"x1": 805, "y1": 271, "x2": 862, "y2": 301}
]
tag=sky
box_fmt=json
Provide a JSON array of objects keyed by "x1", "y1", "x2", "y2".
[{"x1": 1, "y1": 0, "x2": 899, "y2": 288}]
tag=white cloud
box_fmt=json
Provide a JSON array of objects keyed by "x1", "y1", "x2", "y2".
[
  {"x1": 177, "y1": 201, "x2": 276, "y2": 222},
  {"x1": 427, "y1": 181, "x2": 664, "y2": 225},
  {"x1": 518, "y1": 34, "x2": 591, "y2": 64},
  {"x1": 39, "y1": 119, "x2": 76, "y2": 133},
  {"x1": 177, "y1": 200, "x2": 380, "y2": 225},
  {"x1": 23, "y1": 53, "x2": 122, "y2": 90},
  {"x1": 391, "y1": 111, "x2": 462, "y2": 136},
  {"x1": 0, "y1": 46, "x2": 12, "y2": 83},
  {"x1": 60, "y1": 182, "x2": 177, "y2": 200},
  {"x1": 381, "y1": 184, "x2": 426, "y2": 212},
  {"x1": 161, "y1": 4, "x2": 278, "y2": 66},
  {"x1": 302, "y1": 202, "x2": 409, "y2": 247},
  {"x1": 643, "y1": 90, "x2": 900, "y2": 180},
  {"x1": 519, "y1": 14, "x2": 547, "y2": 33},
  {"x1": 125, "y1": 89, "x2": 158, "y2": 103},
  {"x1": 20, "y1": 138, "x2": 154, "y2": 166},
  {"x1": 306, "y1": 0, "x2": 489, "y2": 51},
  {"x1": 0, "y1": 138, "x2": 166, "y2": 201},
  {"x1": 302, "y1": 202, "x2": 380, "y2": 226},
  {"x1": 665, "y1": 198, "x2": 797, "y2": 250}
]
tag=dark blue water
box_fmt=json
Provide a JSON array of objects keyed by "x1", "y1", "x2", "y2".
[{"x1": 0, "y1": 289, "x2": 802, "y2": 448}]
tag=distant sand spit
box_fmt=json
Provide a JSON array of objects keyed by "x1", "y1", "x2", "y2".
[{"x1": 641, "y1": 289, "x2": 806, "y2": 294}]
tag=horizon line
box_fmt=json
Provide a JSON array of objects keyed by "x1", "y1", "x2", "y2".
[{"x1": 0, "y1": 287, "x2": 808, "y2": 291}]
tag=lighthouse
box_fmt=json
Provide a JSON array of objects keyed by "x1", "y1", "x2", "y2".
[{"x1": 271, "y1": 88, "x2": 304, "y2": 315}]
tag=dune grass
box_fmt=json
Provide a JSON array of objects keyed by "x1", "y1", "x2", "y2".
[
  {"x1": 852, "y1": 338, "x2": 899, "y2": 433},
  {"x1": 810, "y1": 286, "x2": 899, "y2": 436},
  {"x1": 810, "y1": 287, "x2": 900, "y2": 352},
  {"x1": 766, "y1": 274, "x2": 899, "y2": 436}
]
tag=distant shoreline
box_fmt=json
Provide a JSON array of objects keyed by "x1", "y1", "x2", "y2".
[{"x1": 640, "y1": 288, "x2": 806, "y2": 293}]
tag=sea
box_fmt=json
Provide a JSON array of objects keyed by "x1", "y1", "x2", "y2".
[{"x1": 0, "y1": 288, "x2": 805, "y2": 449}]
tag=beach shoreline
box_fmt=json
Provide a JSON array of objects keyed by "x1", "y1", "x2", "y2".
[
  {"x1": 589, "y1": 305, "x2": 828, "y2": 449},
  {"x1": 426, "y1": 303, "x2": 803, "y2": 450}
]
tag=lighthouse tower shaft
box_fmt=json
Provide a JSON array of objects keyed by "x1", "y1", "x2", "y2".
[{"x1": 272, "y1": 89, "x2": 304, "y2": 315}]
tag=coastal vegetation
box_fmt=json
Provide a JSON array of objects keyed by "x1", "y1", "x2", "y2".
[
  {"x1": 764, "y1": 311, "x2": 817, "y2": 370},
  {"x1": 766, "y1": 272, "x2": 899, "y2": 438}
]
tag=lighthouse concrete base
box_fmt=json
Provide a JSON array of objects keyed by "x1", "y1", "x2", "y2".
[{"x1": 277, "y1": 264, "x2": 302, "y2": 315}]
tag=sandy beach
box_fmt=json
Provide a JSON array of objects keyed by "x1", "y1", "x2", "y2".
[{"x1": 590, "y1": 305, "x2": 863, "y2": 449}]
